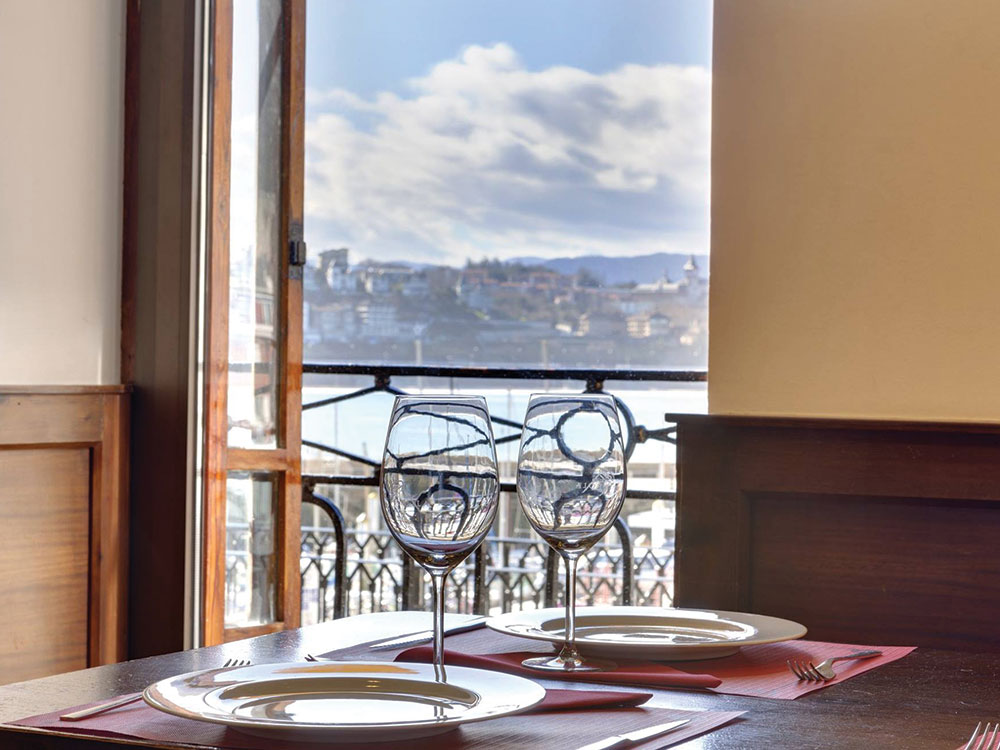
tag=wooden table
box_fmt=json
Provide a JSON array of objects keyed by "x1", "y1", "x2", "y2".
[{"x1": 0, "y1": 612, "x2": 991, "y2": 749}]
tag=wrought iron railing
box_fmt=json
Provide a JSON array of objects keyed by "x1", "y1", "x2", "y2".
[{"x1": 296, "y1": 363, "x2": 704, "y2": 622}]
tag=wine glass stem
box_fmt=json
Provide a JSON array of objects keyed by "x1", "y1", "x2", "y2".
[
  {"x1": 560, "y1": 552, "x2": 581, "y2": 661},
  {"x1": 429, "y1": 568, "x2": 448, "y2": 682}
]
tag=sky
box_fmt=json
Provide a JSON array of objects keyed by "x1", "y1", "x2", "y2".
[{"x1": 236, "y1": 1, "x2": 714, "y2": 267}]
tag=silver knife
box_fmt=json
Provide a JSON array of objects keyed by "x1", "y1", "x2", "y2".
[
  {"x1": 572, "y1": 719, "x2": 691, "y2": 750},
  {"x1": 367, "y1": 616, "x2": 489, "y2": 651}
]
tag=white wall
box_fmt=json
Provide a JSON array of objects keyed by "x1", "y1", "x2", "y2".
[
  {"x1": 0, "y1": 0, "x2": 124, "y2": 385},
  {"x1": 709, "y1": 0, "x2": 1000, "y2": 421}
]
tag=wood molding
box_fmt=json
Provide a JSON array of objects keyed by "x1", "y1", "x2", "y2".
[
  {"x1": 121, "y1": 0, "x2": 202, "y2": 659},
  {"x1": 201, "y1": 0, "x2": 233, "y2": 648},
  {"x1": 0, "y1": 385, "x2": 129, "y2": 395},
  {"x1": 673, "y1": 414, "x2": 1000, "y2": 651},
  {"x1": 276, "y1": 0, "x2": 305, "y2": 633},
  {"x1": 666, "y1": 412, "x2": 1000, "y2": 434},
  {"x1": 0, "y1": 388, "x2": 129, "y2": 680},
  {"x1": 120, "y1": 0, "x2": 141, "y2": 385}
]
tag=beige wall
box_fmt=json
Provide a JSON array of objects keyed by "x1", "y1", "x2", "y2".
[
  {"x1": 709, "y1": 0, "x2": 1000, "y2": 421},
  {"x1": 0, "y1": 0, "x2": 124, "y2": 385}
]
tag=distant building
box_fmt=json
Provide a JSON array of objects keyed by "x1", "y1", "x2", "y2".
[
  {"x1": 679, "y1": 318, "x2": 705, "y2": 347},
  {"x1": 363, "y1": 264, "x2": 412, "y2": 295},
  {"x1": 680, "y1": 255, "x2": 708, "y2": 300},
  {"x1": 627, "y1": 314, "x2": 651, "y2": 338},
  {"x1": 357, "y1": 299, "x2": 399, "y2": 338},
  {"x1": 401, "y1": 272, "x2": 430, "y2": 297},
  {"x1": 455, "y1": 270, "x2": 496, "y2": 312},
  {"x1": 526, "y1": 269, "x2": 564, "y2": 289},
  {"x1": 649, "y1": 312, "x2": 672, "y2": 337},
  {"x1": 318, "y1": 248, "x2": 356, "y2": 293},
  {"x1": 632, "y1": 255, "x2": 707, "y2": 298},
  {"x1": 309, "y1": 302, "x2": 358, "y2": 342},
  {"x1": 577, "y1": 311, "x2": 628, "y2": 338},
  {"x1": 301, "y1": 248, "x2": 706, "y2": 368}
]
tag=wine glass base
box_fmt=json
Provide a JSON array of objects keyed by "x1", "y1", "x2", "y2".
[{"x1": 520, "y1": 654, "x2": 617, "y2": 673}]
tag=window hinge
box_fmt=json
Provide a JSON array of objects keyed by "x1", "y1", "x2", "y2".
[
  {"x1": 289, "y1": 238, "x2": 307, "y2": 279},
  {"x1": 289, "y1": 239, "x2": 307, "y2": 266}
]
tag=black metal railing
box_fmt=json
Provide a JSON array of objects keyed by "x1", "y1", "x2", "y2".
[{"x1": 296, "y1": 363, "x2": 703, "y2": 623}]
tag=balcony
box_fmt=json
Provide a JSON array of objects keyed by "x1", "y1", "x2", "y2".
[{"x1": 222, "y1": 363, "x2": 706, "y2": 625}]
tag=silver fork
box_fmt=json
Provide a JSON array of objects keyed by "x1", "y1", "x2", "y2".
[
  {"x1": 965, "y1": 722, "x2": 1000, "y2": 750},
  {"x1": 786, "y1": 650, "x2": 882, "y2": 681},
  {"x1": 60, "y1": 658, "x2": 251, "y2": 721}
]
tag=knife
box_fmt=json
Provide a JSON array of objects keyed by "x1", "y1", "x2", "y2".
[
  {"x1": 572, "y1": 719, "x2": 691, "y2": 750},
  {"x1": 367, "y1": 616, "x2": 490, "y2": 651}
]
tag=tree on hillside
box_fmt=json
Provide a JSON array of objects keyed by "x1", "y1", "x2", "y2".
[{"x1": 575, "y1": 268, "x2": 603, "y2": 288}]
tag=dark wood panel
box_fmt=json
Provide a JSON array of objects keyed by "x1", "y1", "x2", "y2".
[
  {"x1": 0, "y1": 449, "x2": 90, "y2": 684},
  {"x1": 749, "y1": 492, "x2": 1000, "y2": 649},
  {"x1": 673, "y1": 414, "x2": 1000, "y2": 651}
]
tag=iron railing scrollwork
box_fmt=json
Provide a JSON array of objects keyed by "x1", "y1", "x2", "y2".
[{"x1": 292, "y1": 363, "x2": 703, "y2": 623}]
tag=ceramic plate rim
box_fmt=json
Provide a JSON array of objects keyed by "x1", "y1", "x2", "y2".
[
  {"x1": 142, "y1": 660, "x2": 546, "y2": 735},
  {"x1": 486, "y1": 606, "x2": 807, "y2": 652}
]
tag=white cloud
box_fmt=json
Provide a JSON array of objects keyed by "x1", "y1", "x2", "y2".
[{"x1": 303, "y1": 43, "x2": 710, "y2": 265}]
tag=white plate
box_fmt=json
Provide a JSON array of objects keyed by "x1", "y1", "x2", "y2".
[
  {"x1": 143, "y1": 660, "x2": 545, "y2": 743},
  {"x1": 487, "y1": 606, "x2": 807, "y2": 661}
]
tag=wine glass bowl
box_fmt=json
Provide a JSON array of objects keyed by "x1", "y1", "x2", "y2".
[
  {"x1": 380, "y1": 395, "x2": 500, "y2": 677},
  {"x1": 516, "y1": 394, "x2": 627, "y2": 672}
]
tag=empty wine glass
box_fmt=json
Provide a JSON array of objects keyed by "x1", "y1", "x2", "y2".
[
  {"x1": 516, "y1": 393, "x2": 627, "y2": 672},
  {"x1": 380, "y1": 395, "x2": 500, "y2": 679}
]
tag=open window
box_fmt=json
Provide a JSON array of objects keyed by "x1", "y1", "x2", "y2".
[{"x1": 201, "y1": 0, "x2": 305, "y2": 644}]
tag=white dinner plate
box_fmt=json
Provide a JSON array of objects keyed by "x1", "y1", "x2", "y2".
[
  {"x1": 487, "y1": 606, "x2": 807, "y2": 661},
  {"x1": 143, "y1": 660, "x2": 545, "y2": 743}
]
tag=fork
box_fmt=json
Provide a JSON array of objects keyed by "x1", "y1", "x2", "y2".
[
  {"x1": 965, "y1": 722, "x2": 1000, "y2": 750},
  {"x1": 786, "y1": 650, "x2": 882, "y2": 681},
  {"x1": 60, "y1": 658, "x2": 251, "y2": 721}
]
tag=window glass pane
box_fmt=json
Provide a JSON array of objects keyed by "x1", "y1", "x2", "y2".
[
  {"x1": 226, "y1": 471, "x2": 278, "y2": 627},
  {"x1": 228, "y1": 0, "x2": 284, "y2": 448}
]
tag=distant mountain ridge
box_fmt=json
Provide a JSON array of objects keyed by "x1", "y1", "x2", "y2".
[{"x1": 509, "y1": 252, "x2": 708, "y2": 286}]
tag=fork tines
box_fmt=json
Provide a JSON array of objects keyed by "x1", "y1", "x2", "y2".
[
  {"x1": 786, "y1": 659, "x2": 825, "y2": 682},
  {"x1": 965, "y1": 721, "x2": 1000, "y2": 750}
]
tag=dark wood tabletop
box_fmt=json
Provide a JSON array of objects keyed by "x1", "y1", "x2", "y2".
[{"x1": 0, "y1": 612, "x2": 992, "y2": 749}]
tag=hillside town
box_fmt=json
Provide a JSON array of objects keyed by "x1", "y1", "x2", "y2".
[{"x1": 303, "y1": 249, "x2": 708, "y2": 369}]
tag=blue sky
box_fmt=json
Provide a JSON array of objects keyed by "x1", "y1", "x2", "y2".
[
  {"x1": 237, "y1": 1, "x2": 714, "y2": 266},
  {"x1": 305, "y1": 1, "x2": 712, "y2": 96}
]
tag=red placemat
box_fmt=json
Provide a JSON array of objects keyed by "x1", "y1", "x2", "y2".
[
  {"x1": 326, "y1": 627, "x2": 915, "y2": 700},
  {"x1": 677, "y1": 640, "x2": 915, "y2": 699},
  {"x1": 11, "y1": 695, "x2": 744, "y2": 750}
]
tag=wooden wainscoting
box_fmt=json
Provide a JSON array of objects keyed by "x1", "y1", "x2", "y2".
[
  {"x1": 672, "y1": 414, "x2": 1000, "y2": 651},
  {"x1": 0, "y1": 387, "x2": 129, "y2": 684}
]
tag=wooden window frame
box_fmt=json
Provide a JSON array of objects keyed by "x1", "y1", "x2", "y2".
[{"x1": 201, "y1": 0, "x2": 305, "y2": 645}]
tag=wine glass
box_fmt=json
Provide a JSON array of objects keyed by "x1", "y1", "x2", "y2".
[
  {"x1": 516, "y1": 393, "x2": 627, "y2": 672},
  {"x1": 380, "y1": 395, "x2": 500, "y2": 679}
]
